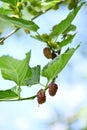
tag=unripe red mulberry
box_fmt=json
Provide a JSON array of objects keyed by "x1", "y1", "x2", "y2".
[
  {"x1": 43, "y1": 47, "x2": 52, "y2": 59},
  {"x1": 48, "y1": 83, "x2": 58, "y2": 96},
  {"x1": 37, "y1": 89, "x2": 46, "y2": 104}
]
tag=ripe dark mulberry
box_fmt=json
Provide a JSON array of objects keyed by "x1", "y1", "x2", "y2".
[
  {"x1": 51, "y1": 51, "x2": 57, "y2": 59},
  {"x1": 48, "y1": 83, "x2": 58, "y2": 96},
  {"x1": 37, "y1": 89, "x2": 46, "y2": 104},
  {"x1": 43, "y1": 47, "x2": 52, "y2": 59}
]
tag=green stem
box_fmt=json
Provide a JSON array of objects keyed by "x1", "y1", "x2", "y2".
[
  {"x1": 18, "y1": 85, "x2": 21, "y2": 99},
  {"x1": 32, "y1": 7, "x2": 51, "y2": 20},
  {"x1": 39, "y1": 83, "x2": 45, "y2": 87},
  {"x1": 0, "y1": 28, "x2": 20, "y2": 43},
  {"x1": 0, "y1": 95, "x2": 37, "y2": 102},
  {"x1": 0, "y1": 6, "x2": 53, "y2": 43},
  {"x1": 44, "y1": 81, "x2": 49, "y2": 91}
]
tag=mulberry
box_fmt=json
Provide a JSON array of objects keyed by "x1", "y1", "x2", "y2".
[
  {"x1": 48, "y1": 83, "x2": 58, "y2": 96},
  {"x1": 51, "y1": 51, "x2": 57, "y2": 59},
  {"x1": 43, "y1": 47, "x2": 51, "y2": 59},
  {"x1": 37, "y1": 89, "x2": 46, "y2": 104}
]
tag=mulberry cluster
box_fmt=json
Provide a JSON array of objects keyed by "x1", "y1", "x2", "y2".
[
  {"x1": 43, "y1": 47, "x2": 58, "y2": 60},
  {"x1": 37, "y1": 83, "x2": 58, "y2": 104}
]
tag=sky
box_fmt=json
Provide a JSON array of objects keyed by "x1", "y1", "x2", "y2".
[{"x1": 0, "y1": 3, "x2": 87, "y2": 130}]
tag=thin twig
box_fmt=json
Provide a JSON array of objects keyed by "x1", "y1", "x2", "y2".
[
  {"x1": 32, "y1": 7, "x2": 51, "y2": 20},
  {"x1": 0, "y1": 28, "x2": 20, "y2": 44},
  {"x1": 0, "y1": 6, "x2": 53, "y2": 44},
  {"x1": 4, "y1": 28, "x2": 20, "y2": 40},
  {"x1": 0, "y1": 95, "x2": 37, "y2": 102}
]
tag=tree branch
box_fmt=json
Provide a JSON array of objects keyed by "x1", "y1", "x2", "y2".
[
  {"x1": 0, "y1": 6, "x2": 53, "y2": 44},
  {"x1": 0, "y1": 95, "x2": 37, "y2": 102},
  {"x1": 0, "y1": 28, "x2": 20, "y2": 44}
]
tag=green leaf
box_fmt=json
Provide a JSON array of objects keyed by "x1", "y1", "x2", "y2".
[
  {"x1": 24, "y1": 65, "x2": 40, "y2": 86},
  {"x1": 59, "y1": 33, "x2": 76, "y2": 48},
  {"x1": 11, "y1": 86, "x2": 19, "y2": 95},
  {"x1": 0, "y1": 7, "x2": 13, "y2": 15},
  {"x1": 0, "y1": 15, "x2": 39, "y2": 32},
  {"x1": 31, "y1": 33, "x2": 49, "y2": 43},
  {"x1": 0, "y1": 29, "x2": 2, "y2": 34},
  {"x1": 0, "y1": 88, "x2": 18, "y2": 100},
  {"x1": 50, "y1": 3, "x2": 84, "y2": 39},
  {"x1": 41, "y1": 0, "x2": 62, "y2": 9},
  {"x1": 0, "y1": 0, "x2": 18, "y2": 6},
  {"x1": 42, "y1": 45, "x2": 80, "y2": 81},
  {"x1": 31, "y1": 35, "x2": 44, "y2": 43},
  {"x1": 0, "y1": 51, "x2": 32, "y2": 86},
  {"x1": 63, "y1": 24, "x2": 76, "y2": 35}
]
